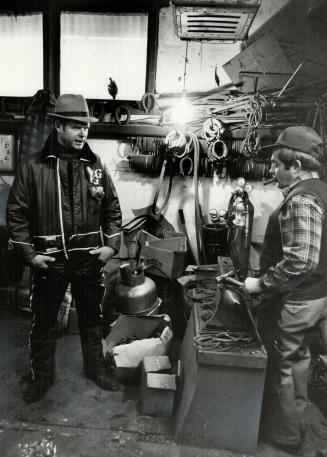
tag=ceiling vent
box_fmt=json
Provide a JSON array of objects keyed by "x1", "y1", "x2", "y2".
[{"x1": 171, "y1": 0, "x2": 261, "y2": 42}]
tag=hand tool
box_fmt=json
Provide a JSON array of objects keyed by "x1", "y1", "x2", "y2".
[
  {"x1": 224, "y1": 277, "x2": 244, "y2": 288},
  {"x1": 216, "y1": 270, "x2": 235, "y2": 282},
  {"x1": 216, "y1": 271, "x2": 244, "y2": 288}
]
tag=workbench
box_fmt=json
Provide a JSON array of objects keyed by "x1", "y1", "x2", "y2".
[{"x1": 174, "y1": 280, "x2": 267, "y2": 454}]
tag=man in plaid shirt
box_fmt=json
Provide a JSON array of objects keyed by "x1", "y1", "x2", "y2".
[{"x1": 244, "y1": 126, "x2": 327, "y2": 456}]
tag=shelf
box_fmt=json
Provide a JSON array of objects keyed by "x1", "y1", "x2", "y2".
[
  {"x1": 89, "y1": 122, "x2": 171, "y2": 138},
  {"x1": 0, "y1": 117, "x2": 282, "y2": 140}
]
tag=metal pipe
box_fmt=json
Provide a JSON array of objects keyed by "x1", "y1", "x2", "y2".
[{"x1": 276, "y1": 60, "x2": 307, "y2": 100}]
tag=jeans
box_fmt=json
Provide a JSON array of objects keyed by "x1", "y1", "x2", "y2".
[{"x1": 258, "y1": 295, "x2": 327, "y2": 445}]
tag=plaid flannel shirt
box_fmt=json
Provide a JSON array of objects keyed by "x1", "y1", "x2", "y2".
[{"x1": 262, "y1": 173, "x2": 323, "y2": 292}]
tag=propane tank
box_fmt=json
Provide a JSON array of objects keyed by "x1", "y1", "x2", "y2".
[{"x1": 113, "y1": 262, "x2": 158, "y2": 315}]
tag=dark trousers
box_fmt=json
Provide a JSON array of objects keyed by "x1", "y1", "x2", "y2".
[
  {"x1": 28, "y1": 253, "x2": 104, "y2": 380},
  {"x1": 259, "y1": 295, "x2": 327, "y2": 446}
]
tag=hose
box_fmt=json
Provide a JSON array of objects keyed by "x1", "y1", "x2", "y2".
[
  {"x1": 151, "y1": 157, "x2": 173, "y2": 216},
  {"x1": 188, "y1": 131, "x2": 206, "y2": 265}
]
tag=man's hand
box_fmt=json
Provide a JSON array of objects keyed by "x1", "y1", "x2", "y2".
[
  {"x1": 89, "y1": 246, "x2": 115, "y2": 263},
  {"x1": 243, "y1": 277, "x2": 263, "y2": 295},
  {"x1": 30, "y1": 254, "x2": 56, "y2": 269}
]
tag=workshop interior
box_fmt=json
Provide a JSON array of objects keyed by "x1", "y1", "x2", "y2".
[{"x1": 1, "y1": 0, "x2": 327, "y2": 456}]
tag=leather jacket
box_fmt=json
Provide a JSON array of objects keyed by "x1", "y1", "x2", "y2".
[{"x1": 7, "y1": 132, "x2": 122, "y2": 264}]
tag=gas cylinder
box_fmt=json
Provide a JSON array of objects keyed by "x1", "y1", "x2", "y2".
[{"x1": 113, "y1": 262, "x2": 158, "y2": 315}]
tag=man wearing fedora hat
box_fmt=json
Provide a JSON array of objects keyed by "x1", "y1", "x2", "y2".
[
  {"x1": 243, "y1": 126, "x2": 327, "y2": 456},
  {"x1": 7, "y1": 94, "x2": 122, "y2": 402}
]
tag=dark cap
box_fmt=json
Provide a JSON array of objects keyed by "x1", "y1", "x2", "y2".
[{"x1": 261, "y1": 126, "x2": 322, "y2": 158}]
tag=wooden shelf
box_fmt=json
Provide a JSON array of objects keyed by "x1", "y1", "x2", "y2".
[{"x1": 0, "y1": 117, "x2": 282, "y2": 140}]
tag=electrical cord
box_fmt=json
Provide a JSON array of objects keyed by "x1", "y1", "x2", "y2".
[
  {"x1": 164, "y1": 130, "x2": 187, "y2": 158},
  {"x1": 202, "y1": 117, "x2": 223, "y2": 144},
  {"x1": 241, "y1": 93, "x2": 266, "y2": 157},
  {"x1": 183, "y1": 279, "x2": 217, "y2": 302},
  {"x1": 193, "y1": 331, "x2": 255, "y2": 352}
]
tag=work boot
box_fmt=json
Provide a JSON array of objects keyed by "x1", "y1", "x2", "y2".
[
  {"x1": 84, "y1": 363, "x2": 118, "y2": 391},
  {"x1": 23, "y1": 373, "x2": 55, "y2": 403},
  {"x1": 262, "y1": 433, "x2": 318, "y2": 457},
  {"x1": 262, "y1": 437, "x2": 302, "y2": 455},
  {"x1": 81, "y1": 327, "x2": 118, "y2": 392}
]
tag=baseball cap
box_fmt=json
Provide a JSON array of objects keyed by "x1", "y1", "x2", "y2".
[{"x1": 261, "y1": 126, "x2": 323, "y2": 158}]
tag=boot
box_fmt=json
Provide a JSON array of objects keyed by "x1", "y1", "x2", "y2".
[
  {"x1": 23, "y1": 372, "x2": 55, "y2": 403},
  {"x1": 81, "y1": 327, "x2": 118, "y2": 392}
]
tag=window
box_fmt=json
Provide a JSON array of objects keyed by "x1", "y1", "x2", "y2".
[
  {"x1": 0, "y1": 13, "x2": 43, "y2": 96},
  {"x1": 60, "y1": 12, "x2": 148, "y2": 100}
]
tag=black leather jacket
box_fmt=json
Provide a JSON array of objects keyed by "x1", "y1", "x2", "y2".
[{"x1": 7, "y1": 132, "x2": 122, "y2": 264}]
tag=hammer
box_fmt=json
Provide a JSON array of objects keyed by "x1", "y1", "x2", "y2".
[{"x1": 216, "y1": 270, "x2": 244, "y2": 288}]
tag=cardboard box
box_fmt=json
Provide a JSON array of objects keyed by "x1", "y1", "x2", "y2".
[
  {"x1": 140, "y1": 372, "x2": 176, "y2": 417},
  {"x1": 143, "y1": 355, "x2": 171, "y2": 374},
  {"x1": 103, "y1": 315, "x2": 173, "y2": 383},
  {"x1": 140, "y1": 236, "x2": 187, "y2": 279},
  {"x1": 140, "y1": 355, "x2": 171, "y2": 389}
]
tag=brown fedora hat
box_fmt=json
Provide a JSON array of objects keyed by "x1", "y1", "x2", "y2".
[{"x1": 48, "y1": 94, "x2": 98, "y2": 123}]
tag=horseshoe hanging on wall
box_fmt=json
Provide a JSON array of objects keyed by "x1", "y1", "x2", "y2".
[
  {"x1": 141, "y1": 92, "x2": 156, "y2": 113},
  {"x1": 113, "y1": 105, "x2": 130, "y2": 125}
]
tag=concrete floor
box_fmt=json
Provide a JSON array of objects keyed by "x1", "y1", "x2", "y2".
[{"x1": 1, "y1": 304, "x2": 327, "y2": 457}]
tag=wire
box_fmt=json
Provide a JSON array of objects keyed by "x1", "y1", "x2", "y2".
[
  {"x1": 241, "y1": 93, "x2": 266, "y2": 157},
  {"x1": 165, "y1": 130, "x2": 188, "y2": 158},
  {"x1": 183, "y1": 279, "x2": 217, "y2": 302},
  {"x1": 202, "y1": 117, "x2": 223, "y2": 144},
  {"x1": 193, "y1": 331, "x2": 255, "y2": 352}
]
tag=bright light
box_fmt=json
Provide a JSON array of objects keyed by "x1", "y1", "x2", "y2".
[{"x1": 169, "y1": 93, "x2": 194, "y2": 125}]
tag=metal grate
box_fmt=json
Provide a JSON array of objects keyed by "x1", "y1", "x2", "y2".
[{"x1": 172, "y1": 1, "x2": 261, "y2": 42}]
